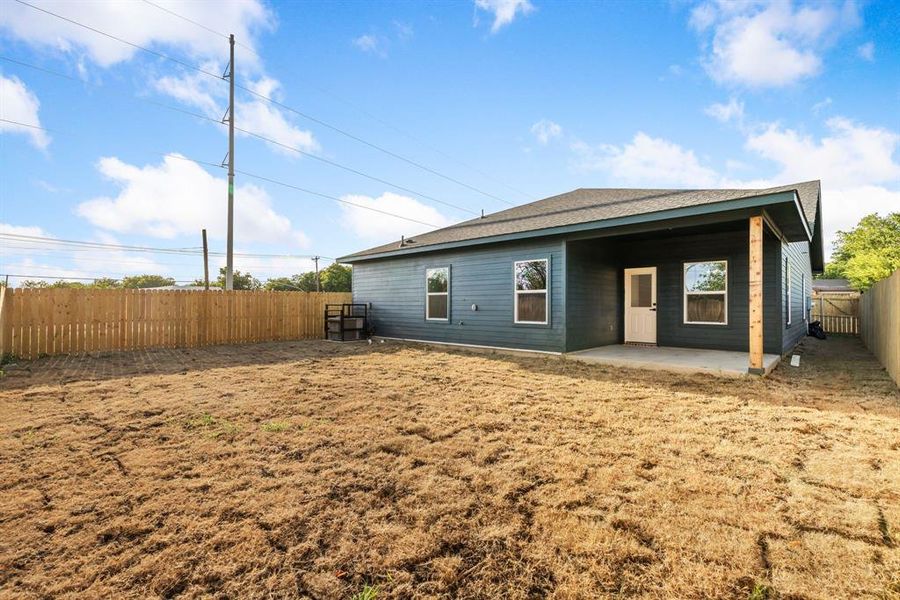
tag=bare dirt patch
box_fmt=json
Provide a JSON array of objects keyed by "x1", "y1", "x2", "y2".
[{"x1": 1, "y1": 337, "x2": 898, "y2": 599}]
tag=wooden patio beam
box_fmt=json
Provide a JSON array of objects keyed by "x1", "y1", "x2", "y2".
[{"x1": 749, "y1": 215, "x2": 764, "y2": 374}]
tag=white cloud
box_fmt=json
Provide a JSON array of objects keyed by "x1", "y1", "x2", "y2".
[
  {"x1": 236, "y1": 77, "x2": 319, "y2": 154},
  {"x1": 745, "y1": 117, "x2": 900, "y2": 189},
  {"x1": 76, "y1": 154, "x2": 310, "y2": 247},
  {"x1": 338, "y1": 192, "x2": 451, "y2": 243},
  {"x1": 352, "y1": 34, "x2": 386, "y2": 57},
  {"x1": 530, "y1": 119, "x2": 562, "y2": 144},
  {"x1": 474, "y1": 0, "x2": 534, "y2": 33},
  {"x1": 0, "y1": 0, "x2": 272, "y2": 68},
  {"x1": 0, "y1": 226, "x2": 174, "y2": 285},
  {"x1": 566, "y1": 114, "x2": 900, "y2": 259},
  {"x1": 571, "y1": 133, "x2": 719, "y2": 188},
  {"x1": 211, "y1": 253, "x2": 317, "y2": 280},
  {"x1": 691, "y1": 1, "x2": 859, "y2": 87},
  {"x1": 393, "y1": 21, "x2": 414, "y2": 41},
  {"x1": 704, "y1": 97, "x2": 745, "y2": 125},
  {"x1": 812, "y1": 97, "x2": 833, "y2": 114},
  {"x1": 153, "y1": 69, "x2": 318, "y2": 155},
  {"x1": 0, "y1": 75, "x2": 50, "y2": 149},
  {"x1": 0, "y1": 223, "x2": 50, "y2": 237},
  {"x1": 742, "y1": 117, "x2": 900, "y2": 254},
  {"x1": 857, "y1": 41, "x2": 875, "y2": 61},
  {"x1": 1, "y1": 1, "x2": 313, "y2": 157},
  {"x1": 819, "y1": 186, "x2": 900, "y2": 253}
]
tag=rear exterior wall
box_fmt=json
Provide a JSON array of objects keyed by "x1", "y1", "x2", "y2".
[{"x1": 351, "y1": 238, "x2": 566, "y2": 352}]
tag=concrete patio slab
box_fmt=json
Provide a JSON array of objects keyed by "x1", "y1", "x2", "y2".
[{"x1": 566, "y1": 344, "x2": 780, "y2": 377}]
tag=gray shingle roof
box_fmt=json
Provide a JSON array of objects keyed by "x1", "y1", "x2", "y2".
[
  {"x1": 811, "y1": 279, "x2": 854, "y2": 292},
  {"x1": 341, "y1": 180, "x2": 820, "y2": 261}
]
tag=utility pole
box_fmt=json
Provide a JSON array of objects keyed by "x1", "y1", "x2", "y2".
[
  {"x1": 201, "y1": 229, "x2": 210, "y2": 291},
  {"x1": 224, "y1": 33, "x2": 235, "y2": 291},
  {"x1": 313, "y1": 256, "x2": 320, "y2": 292}
]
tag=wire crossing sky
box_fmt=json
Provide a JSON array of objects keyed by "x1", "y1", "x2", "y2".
[{"x1": 1, "y1": 0, "x2": 898, "y2": 287}]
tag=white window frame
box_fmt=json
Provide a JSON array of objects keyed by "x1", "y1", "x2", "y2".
[
  {"x1": 683, "y1": 260, "x2": 728, "y2": 326},
  {"x1": 785, "y1": 258, "x2": 792, "y2": 326},
  {"x1": 513, "y1": 258, "x2": 549, "y2": 325},
  {"x1": 425, "y1": 267, "x2": 450, "y2": 322}
]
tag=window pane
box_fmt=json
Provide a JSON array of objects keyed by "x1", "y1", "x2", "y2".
[
  {"x1": 427, "y1": 268, "x2": 448, "y2": 293},
  {"x1": 686, "y1": 294, "x2": 725, "y2": 323},
  {"x1": 630, "y1": 274, "x2": 652, "y2": 307},
  {"x1": 685, "y1": 261, "x2": 726, "y2": 292},
  {"x1": 516, "y1": 261, "x2": 547, "y2": 291},
  {"x1": 517, "y1": 293, "x2": 547, "y2": 322},
  {"x1": 427, "y1": 294, "x2": 448, "y2": 319}
]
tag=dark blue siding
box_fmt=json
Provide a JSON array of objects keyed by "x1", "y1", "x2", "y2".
[
  {"x1": 565, "y1": 240, "x2": 620, "y2": 351},
  {"x1": 782, "y1": 241, "x2": 813, "y2": 352},
  {"x1": 352, "y1": 239, "x2": 565, "y2": 352},
  {"x1": 352, "y1": 225, "x2": 800, "y2": 355},
  {"x1": 563, "y1": 227, "x2": 784, "y2": 354}
]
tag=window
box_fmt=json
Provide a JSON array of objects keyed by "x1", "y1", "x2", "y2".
[
  {"x1": 684, "y1": 260, "x2": 727, "y2": 324},
  {"x1": 425, "y1": 267, "x2": 449, "y2": 321},
  {"x1": 785, "y1": 257, "x2": 792, "y2": 326},
  {"x1": 514, "y1": 259, "x2": 548, "y2": 324}
]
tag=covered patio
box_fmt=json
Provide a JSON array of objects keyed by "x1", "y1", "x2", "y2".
[{"x1": 566, "y1": 344, "x2": 781, "y2": 377}]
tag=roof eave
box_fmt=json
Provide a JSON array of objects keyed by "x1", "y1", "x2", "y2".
[{"x1": 338, "y1": 190, "x2": 804, "y2": 263}]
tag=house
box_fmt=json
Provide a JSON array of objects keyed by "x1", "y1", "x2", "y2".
[
  {"x1": 811, "y1": 279, "x2": 855, "y2": 294},
  {"x1": 338, "y1": 181, "x2": 823, "y2": 375}
]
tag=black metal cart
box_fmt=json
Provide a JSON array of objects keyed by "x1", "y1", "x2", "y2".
[{"x1": 324, "y1": 303, "x2": 368, "y2": 341}]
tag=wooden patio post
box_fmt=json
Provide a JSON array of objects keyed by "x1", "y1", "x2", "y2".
[{"x1": 749, "y1": 215, "x2": 764, "y2": 374}]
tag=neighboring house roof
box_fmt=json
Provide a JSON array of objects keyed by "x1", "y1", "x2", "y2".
[
  {"x1": 340, "y1": 180, "x2": 821, "y2": 263},
  {"x1": 812, "y1": 279, "x2": 855, "y2": 292}
]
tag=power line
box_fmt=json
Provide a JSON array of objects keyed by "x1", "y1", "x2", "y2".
[
  {"x1": 13, "y1": 0, "x2": 517, "y2": 208},
  {"x1": 13, "y1": 0, "x2": 224, "y2": 81},
  {"x1": 0, "y1": 271, "x2": 196, "y2": 283},
  {"x1": 137, "y1": 0, "x2": 533, "y2": 202},
  {"x1": 0, "y1": 56, "x2": 216, "y2": 125},
  {"x1": 0, "y1": 119, "x2": 443, "y2": 229},
  {"x1": 235, "y1": 83, "x2": 516, "y2": 207},
  {"x1": 138, "y1": 0, "x2": 258, "y2": 55},
  {"x1": 1, "y1": 251, "x2": 326, "y2": 272},
  {"x1": 232, "y1": 125, "x2": 479, "y2": 216},
  {"x1": 234, "y1": 168, "x2": 442, "y2": 228},
  {"x1": 1, "y1": 57, "x2": 480, "y2": 218},
  {"x1": 164, "y1": 155, "x2": 445, "y2": 229},
  {"x1": 0, "y1": 233, "x2": 335, "y2": 260}
]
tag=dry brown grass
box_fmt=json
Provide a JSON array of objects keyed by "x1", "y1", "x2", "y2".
[{"x1": 0, "y1": 336, "x2": 898, "y2": 599}]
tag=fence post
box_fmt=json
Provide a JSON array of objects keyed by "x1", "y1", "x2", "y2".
[{"x1": 0, "y1": 286, "x2": 8, "y2": 358}]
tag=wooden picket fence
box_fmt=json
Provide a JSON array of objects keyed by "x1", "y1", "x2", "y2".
[
  {"x1": 859, "y1": 270, "x2": 900, "y2": 387},
  {"x1": 0, "y1": 288, "x2": 352, "y2": 360},
  {"x1": 811, "y1": 292, "x2": 859, "y2": 335}
]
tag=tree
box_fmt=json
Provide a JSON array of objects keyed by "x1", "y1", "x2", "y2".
[
  {"x1": 263, "y1": 276, "x2": 301, "y2": 291},
  {"x1": 823, "y1": 213, "x2": 900, "y2": 290},
  {"x1": 198, "y1": 267, "x2": 261, "y2": 290},
  {"x1": 261, "y1": 264, "x2": 352, "y2": 292},
  {"x1": 320, "y1": 263, "x2": 352, "y2": 292},
  {"x1": 21, "y1": 280, "x2": 51, "y2": 288},
  {"x1": 93, "y1": 277, "x2": 122, "y2": 289},
  {"x1": 21, "y1": 280, "x2": 88, "y2": 288},
  {"x1": 121, "y1": 274, "x2": 176, "y2": 288}
]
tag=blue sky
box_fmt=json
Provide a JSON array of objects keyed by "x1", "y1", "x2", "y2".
[{"x1": 1, "y1": 0, "x2": 898, "y2": 285}]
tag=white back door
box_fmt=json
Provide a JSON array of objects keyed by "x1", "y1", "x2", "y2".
[{"x1": 624, "y1": 267, "x2": 657, "y2": 344}]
